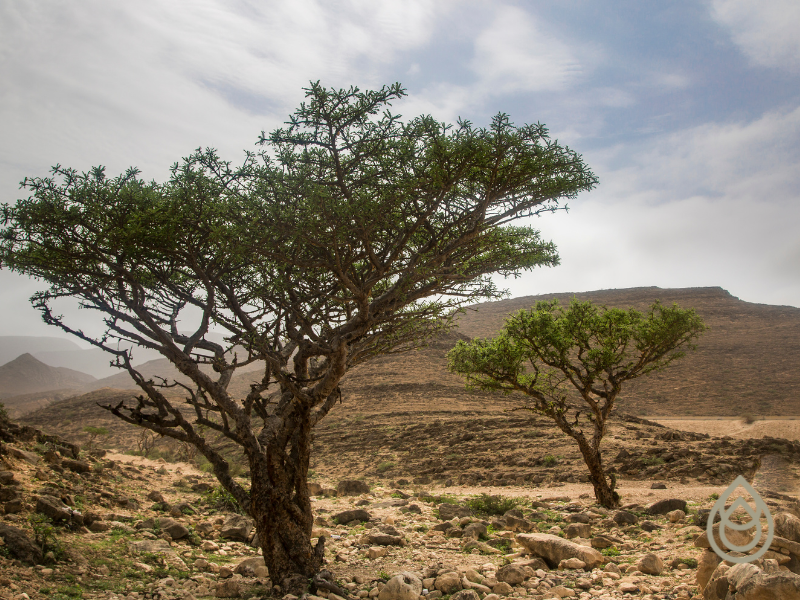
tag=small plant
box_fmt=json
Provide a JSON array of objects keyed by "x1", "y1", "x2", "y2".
[
  {"x1": 709, "y1": 493, "x2": 720, "y2": 501},
  {"x1": 0, "y1": 401, "x2": 9, "y2": 424},
  {"x1": 678, "y1": 557, "x2": 698, "y2": 568},
  {"x1": 740, "y1": 413, "x2": 755, "y2": 425},
  {"x1": 640, "y1": 456, "x2": 665, "y2": 466},
  {"x1": 466, "y1": 493, "x2": 524, "y2": 516},
  {"x1": 202, "y1": 485, "x2": 243, "y2": 514},
  {"x1": 378, "y1": 570, "x2": 391, "y2": 581},
  {"x1": 377, "y1": 461, "x2": 396, "y2": 473},
  {"x1": 28, "y1": 514, "x2": 64, "y2": 562},
  {"x1": 601, "y1": 546, "x2": 620, "y2": 556},
  {"x1": 542, "y1": 455, "x2": 560, "y2": 467}
]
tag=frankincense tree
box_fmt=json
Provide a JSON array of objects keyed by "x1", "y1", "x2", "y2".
[{"x1": 1, "y1": 82, "x2": 597, "y2": 588}]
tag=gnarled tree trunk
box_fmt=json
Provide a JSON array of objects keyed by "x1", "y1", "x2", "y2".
[{"x1": 574, "y1": 435, "x2": 620, "y2": 508}]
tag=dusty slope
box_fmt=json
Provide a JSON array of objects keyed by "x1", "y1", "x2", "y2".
[{"x1": 0, "y1": 353, "x2": 96, "y2": 399}]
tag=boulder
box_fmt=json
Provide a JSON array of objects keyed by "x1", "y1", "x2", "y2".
[
  {"x1": 61, "y1": 459, "x2": 91, "y2": 474},
  {"x1": 496, "y1": 564, "x2": 526, "y2": 585},
  {"x1": 590, "y1": 534, "x2": 621, "y2": 549},
  {"x1": 635, "y1": 553, "x2": 664, "y2": 575},
  {"x1": 462, "y1": 522, "x2": 487, "y2": 540},
  {"x1": 437, "y1": 503, "x2": 471, "y2": 520},
  {"x1": 36, "y1": 495, "x2": 72, "y2": 522},
  {"x1": 450, "y1": 591, "x2": 480, "y2": 600},
  {"x1": 612, "y1": 510, "x2": 638, "y2": 525},
  {"x1": 308, "y1": 482, "x2": 323, "y2": 496},
  {"x1": 147, "y1": 490, "x2": 165, "y2": 503},
  {"x1": 696, "y1": 549, "x2": 723, "y2": 591},
  {"x1": 461, "y1": 540, "x2": 500, "y2": 554},
  {"x1": 0, "y1": 524, "x2": 43, "y2": 564},
  {"x1": 434, "y1": 572, "x2": 463, "y2": 594},
  {"x1": 215, "y1": 580, "x2": 241, "y2": 598},
  {"x1": 365, "y1": 531, "x2": 402, "y2": 546},
  {"x1": 378, "y1": 572, "x2": 422, "y2": 600},
  {"x1": 693, "y1": 522, "x2": 755, "y2": 551},
  {"x1": 516, "y1": 533, "x2": 604, "y2": 570},
  {"x1": 159, "y1": 517, "x2": 190, "y2": 540},
  {"x1": 559, "y1": 558, "x2": 586, "y2": 570},
  {"x1": 504, "y1": 515, "x2": 533, "y2": 532},
  {"x1": 775, "y1": 512, "x2": 800, "y2": 543},
  {"x1": 736, "y1": 571, "x2": 800, "y2": 599},
  {"x1": 667, "y1": 509, "x2": 685, "y2": 523},
  {"x1": 336, "y1": 480, "x2": 370, "y2": 496},
  {"x1": 564, "y1": 523, "x2": 591, "y2": 539},
  {"x1": 220, "y1": 514, "x2": 253, "y2": 541},
  {"x1": 646, "y1": 498, "x2": 687, "y2": 515},
  {"x1": 333, "y1": 509, "x2": 370, "y2": 524}
]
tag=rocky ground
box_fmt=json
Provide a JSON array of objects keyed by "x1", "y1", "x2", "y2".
[{"x1": 2, "y1": 416, "x2": 800, "y2": 600}]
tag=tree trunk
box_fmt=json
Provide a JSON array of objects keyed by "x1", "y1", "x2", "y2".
[
  {"x1": 248, "y1": 419, "x2": 323, "y2": 592},
  {"x1": 575, "y1": 438, "x2": 620, "y2": 508}
]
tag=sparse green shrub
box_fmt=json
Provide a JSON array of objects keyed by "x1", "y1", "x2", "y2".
[
  {"x1": 377, "y1": 461, "x2": 395, "y2": 473},
  {"x1": 0, "y1": 402, "x2": 9, "y2": 424},
  {"x1": 640, "y1": 456, "x2": 664, "y2": 466},
  {"x1": 601, "y1": 546, "x2": 620, "y2": 556},
  {"x1": 28, "y1": 514, "x2": 64, "y2": 562},
  {"x1": 419, "y1": 493, "x2": 459, "y2": 505},
  {"x1": 678, "y1": 557, "x2": 698, "y2": 568},
  {"x1": 709, "y1": 493, "x2": 720, "y2": 501},
  {"x1": 542, "y1": 455, "x2": 560, "y2": 467},
  {"x1": 82, "y1": 426, "x2": 109, "y2": 447},
  {"x1": 740, "y1": 413, "x2": 755, "y2": 425},
  {"x1": 202, "y1": 485, "x2": 243, "y2": 514},
  {"x1": 466, "y1": 493, "x2": 524, "y2": 516}
]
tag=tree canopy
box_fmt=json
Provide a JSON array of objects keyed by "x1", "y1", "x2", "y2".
[
  {"x1": 1, "y1": 82, "x2": 598, "y2": 588},
  {"x1": 448, "y1": 299, "x2": 707, "y2": 507}
]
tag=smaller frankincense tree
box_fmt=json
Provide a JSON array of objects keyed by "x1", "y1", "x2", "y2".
[
  {"x1": 448, "y1": 298, "x2": 707, "y2": 508},
  {"x1": 82, "y1": 425, "x2": 109, "y2": 448}
]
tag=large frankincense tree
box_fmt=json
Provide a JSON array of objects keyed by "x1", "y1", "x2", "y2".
[
  {"x1": 448, "y1": 298, "x2": 707, "y2": 508},
  {"x1": 1, "y1": 83, "x2": 597, "y2": 588}
]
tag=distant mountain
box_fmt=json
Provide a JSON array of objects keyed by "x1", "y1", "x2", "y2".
[
  {"x1": 33, "y1": 347, "x2": 163, "y2": 379},
  {"x1": 0, "y1": 353, "x2": 96, "y2": 399},
  {"x1": 0, "y1": 336, "x2": 83, "y2": 367}
]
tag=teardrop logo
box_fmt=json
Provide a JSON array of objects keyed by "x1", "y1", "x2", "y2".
[{"x1": 707, "y1": 475, "x2": 774, "y2": 563}]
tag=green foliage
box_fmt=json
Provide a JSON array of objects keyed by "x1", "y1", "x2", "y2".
[
  {"x1": 378, "y1": 570, "x2": 392, "y2": 581},
  {"x1": 492, "y1": 538, "x2": 512, "y2": 553},
  {"x1": 466, "y1": 493, "x2": 524, "y2": 516},
  {"x1": 377, "y1": 461, "x2": 396, "y2": 473},
  {"x1": 202, "y1": 485, "x2": 243, "y2": 514},
  {"x1": 0, "y1": 401, "x2": 8, "y2": 424},
  {"x1": 542, "y1": 454, "x2": 560, "y2": 467},
  {"x1": 53, "y1": 584, "x2": 83, "y2": 599},
  {"x1": 28, "y1": 514, "x2": 64, "y2": 562},
  {"x1": 601, "y1": 546, "x2": 620, "y2": 556},
  {"x1": 640, "y1": 456, "x2": 665, "y2": 466},
  {"x1": 420, "y1": 493, "x2": 459, "y2": 505},
  {"x1": 678, "y1": 557, "x2": 698, "y2": 568}
]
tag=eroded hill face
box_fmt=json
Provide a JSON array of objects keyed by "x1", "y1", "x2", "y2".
[{"x1": 0, "y1": 354, "x2": 96, "y2": 400}]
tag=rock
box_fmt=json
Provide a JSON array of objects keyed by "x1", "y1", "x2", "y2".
[
  {"x1": 434, "y1": 572, "x2": 462, "y2": 594},
  {"x1": 549, "y1": 585, "x2": 576, "y2": 598},
  {"x1": 516, "y1": 533, "x2": 604, "y2": 570},
  {"x1": 703, "y1": 564, "x2": 731, "y2": 600},
  {"x1": 7, "y1": 446, "x2": 40, "y2": 464},
  {"x1": 650, "y1": 482, "x2": 667, "y2": 489},
  {"x1": 0, "y1": 524, "x2": 43, "y2": 564},
  {"x1": 646, "y1": 498, "x2": 687, "y2": 515},
  {"x1": 618, "y1": 581, "x2": 639, "y2": 593},
  {"x1": 437, "y1": 503, "x2": 470, "y2": 520},
  {"x1": 696, "y1": 549, "x2": 723, "y2": 591},
  {"x1": 636, "y1": 553, "x2": 664, "y2": 575},
  {"x1": 775, "y1": 512, "x2": 800, "y2": 543},
  {"x1": 366, "y1": 531, "x2": 402, "y2": 546},
  {"x1": 564, "y1": 513, "x2": 591, "y2": 524},
  {"x1": 333, "y1": 509, "x2": 371, "y2": 524},
  {"x1": 35, "y1": 495, "x2": 72, "y2": 522},
  {"x1": 640, "y1": 520, "x2": 661, "y2": 532},
  {"x1": 564, "y1": 523, "x2": 591, "y2": 539},
  {"x1": 159, "y1": 517, "x2": 190, "y2": 540},
  {"x1": 612, "y1": 510, "x2": 638, "y2": 525},
  {"x1": 693, "y1": 522, "x2": 755, "y2": 551},
  {"x1": 336, "y1": 480, "x2": 370, "y2": 496},
  {"x1": 461, "y1": 540, "x2": 500, "y2": 554},
  {"x1": 559, "y1": 558, "x2": 586, "y2": 570},
  {"x1": 462, "y1": 523, "x2": 487, "y2": 540},
  {"x1": 219, "y1": 565, "x2": 234, "y2": 578},
  {"x1": 308, "y1": 482, "x2": 323, "y2": 495},
  {"x1": 234, "y1": 557, "x2": 266, "y2": 576},
  {"x1": 726, "y1": 562, "x2": 762, "y2": 592},
  {"x1": 736, "y1": 570, "x2": 800, "y2": 599},
  {"x1": 667, "y1": 509, "x2": 685, "y2": 523},
  {"x1": 450, "y1": 590, "x2": 479, "y2": 600},
  {"x1": 147, "y1": 490, "x2": 165, "y2": 502},
  {"x1": 61, "y1": 459, "x2": 91, "y2": 474},
  {"x1": 215, "y1": 580, "x2": 241, "y2": 598},
  {"x1": 196, "y1": 521, "x2": 214, "y2": 537},
  {"x1": 220, "y1": 514, "x2": 252, "y2": 541},
  {"x1": 496, "y1": 564, "x2": 526, "y2": 585},
  {"x1": 504, "y1": 515, "x2": 533, "y2": 532},
  {"x1": 368, "y1": 546, "x2": 388, "y2": 559},
  {"x1": 492, "y1": 582, "x2": 513, "y2": 595},
  {"x1": 591, "y1": 534, "x2": 621, "y2": 549},
  {"x1": 378, "y1": 572, "x2": 422, "y2": 600},
  {"x1": 0, "y1": 471, "x2": 16, "y2": 485},
  {"x1": 0, "y1": 487, "x2": 19, "y2": 502}
]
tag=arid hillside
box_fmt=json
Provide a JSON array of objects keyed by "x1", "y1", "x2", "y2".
[{"x1": 0, "y1": 353, "x2": 96, "y2": 399}]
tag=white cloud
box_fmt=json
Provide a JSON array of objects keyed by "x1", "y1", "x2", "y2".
[
  {"x1": 471, "y1": 5, "x2": 583, "y2": 94},
  {"x1": 501, "y1": 107, "x2": 800, "y2": 307},
  {"x1": 710, "y1": 0, "x2": 800, "y2": 70}
]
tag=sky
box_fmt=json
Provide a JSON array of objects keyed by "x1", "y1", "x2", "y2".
[{"x1": 1, "y1": 0, "x2": 799, "y2": 341}]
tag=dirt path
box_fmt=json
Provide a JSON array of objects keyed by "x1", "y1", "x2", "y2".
[{"x1": 653, "y1": 418, "x2": 800, "y2": 441}]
